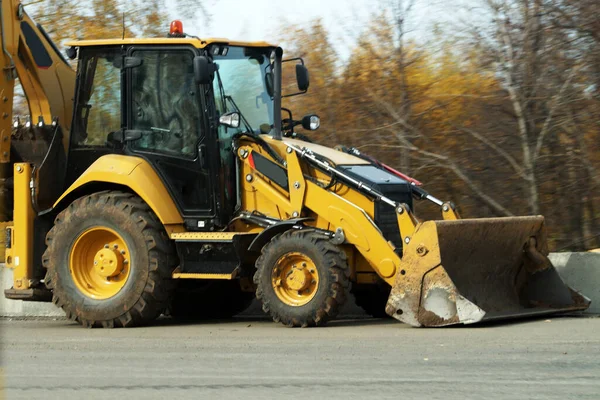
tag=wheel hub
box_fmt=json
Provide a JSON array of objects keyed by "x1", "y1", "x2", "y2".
[
  {"x1": 70, "y1": 227, "x2": 131, "y2": 300},
  {"x1": 93, "y1": 247, "x2": 124, "y2": 277},
  {"x1": 285, "y1": 266, "x2": 311, "y2": 291},
  {"x1": 272, "y1": 252, "x2": 319, "y2": 306}
]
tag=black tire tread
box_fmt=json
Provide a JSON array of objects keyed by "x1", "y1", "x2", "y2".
[
  {"x1": 254, "y1": 229, "x2": 350, "y2": 327},
  {"x1": 43, "y1": 190, "x2": 176, "y2": 328}
]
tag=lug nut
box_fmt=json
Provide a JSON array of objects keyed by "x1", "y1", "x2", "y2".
[{"x1": 104, "y1": 244, "x2": 109, "y2": 249}]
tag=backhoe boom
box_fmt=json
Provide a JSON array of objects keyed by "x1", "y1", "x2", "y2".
[{"x1": 0, "y1": 0, "x2": 75, "y2": 220}]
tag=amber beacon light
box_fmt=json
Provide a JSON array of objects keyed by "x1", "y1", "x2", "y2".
[{"x1": 169, "y1": 20, "x2": 184, "y2": 36}]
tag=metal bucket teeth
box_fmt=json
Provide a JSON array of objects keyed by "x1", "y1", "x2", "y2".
[{"x1": 386, "y1": 216, "x2": 590, "y2": 327}]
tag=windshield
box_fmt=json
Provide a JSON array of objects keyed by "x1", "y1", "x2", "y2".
[{"x1": 212, "y1": 46, "x2": 274, "y2": 134}]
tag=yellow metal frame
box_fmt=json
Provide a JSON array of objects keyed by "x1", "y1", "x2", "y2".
[
  {"x1": 236, "y1": 135, "x2": 467, "y2": 288},
  {"x1": 239, "y1": 140, "x2": 403, "y2": 284},
  {"x1": 172, "y1": 271, "x2": 238, "y2": 280},
  {"x1": 4, "y1": 163, "x2": 34, "y2": 289},
  {"x1": 55, "y1": 155, "x2": 183, "y2": 225},
  {"x1": 441, "y1": 202, "x2": 461, "y2": 220},
  {"x1": 170, "y1": 232, "x2": 255, "y2": 241},
  {"x1": 66, "y1": 38, "x2": 276, "y2": 49},
  {"x1": 0, "y1": 1, "x2": 76, "y2": 226},
  {"x1": 396, "y1": 204, "x2": 418, "y2": 246}
]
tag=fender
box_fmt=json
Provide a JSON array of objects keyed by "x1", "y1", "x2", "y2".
[
  {"x1": 54, "y1": 154, "x2": 183, "y2": 225},
  {"x1": 248, "y1": 218, "x2": 314, "y2": 252}
]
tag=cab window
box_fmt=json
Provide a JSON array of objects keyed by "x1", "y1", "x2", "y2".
[
  {"x1": 72, "y1": 48, "x2": 122, "y2": 148},
  {"x1": 129, "y1": 50, "x2": 202, "y2": 158}
]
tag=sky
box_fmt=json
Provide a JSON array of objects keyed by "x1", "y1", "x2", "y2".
[{"x1": 165, "y1": 0, "x2": 477, "y2": 60}]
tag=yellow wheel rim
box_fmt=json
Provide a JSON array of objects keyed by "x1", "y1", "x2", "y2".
[
  {"x1": 69, "y1": 227, "x2": 132, "y2": 300},
  {"x1": 271, "y1": 252, "x2": 319, "y2": 306}
]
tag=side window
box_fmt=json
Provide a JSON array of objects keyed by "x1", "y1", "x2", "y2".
[
  {"x1": 72, "y1": 49, "x2": 122, "y2": 147},
  {"x1": 130, "y1": 50, "x2": 202, "y2": 157}
]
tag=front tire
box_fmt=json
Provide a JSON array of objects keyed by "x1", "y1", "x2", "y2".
[
  {"x1": 43, "y1": 191, "x2": 177, "y2": 328},
  {"x1": 254, "y1": 230, "x2": 349, "y2": 327}
]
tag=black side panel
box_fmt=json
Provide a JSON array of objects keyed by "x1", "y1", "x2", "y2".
[
  {"x1": 340, "y1": 165, "x2": 413, "y2": 252},
  {"x1": 32, "y1": 215, "x2": 53, "y2": 280},
  {"x1": 175, "y1": 234, "x2": 259, "y2": 276},
  {"x1": 374, "y1": 186, "x2": 411, "y2": 250},
  {"x1": 252, "y1": 152, "x2": 288, "y2": 191},
  {"x1": 36, "y1": 127, "x2": 67, "y2": 210},
  {"x1": 151, "y1": 156, "x2": 213, "y2": 214},
  {"x1": 20, "y1": 21, "x2": 52, "y2": 68},
  {"x1": 176, "y1": 242, "x2": 239, "y2": 274}
]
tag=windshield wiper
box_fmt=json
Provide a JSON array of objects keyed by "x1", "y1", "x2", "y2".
[
  {"x1": 214, "y1": 66, "x2": 253, "y2": 133},
  {"x1": 214, "y1": 65, "x2": 228, "y2": 113},
  {"x1": 225, "y1": 95, "x2": 253, "y2": 133}
]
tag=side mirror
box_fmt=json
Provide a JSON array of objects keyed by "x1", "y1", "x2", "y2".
[
  {"x1": 219, "y1": 112, "x2": 240, "y2": 129},
  {"x1": 194, "y1": 56, "x2": 213, "y2": 85},
  {"x1": 282, "y1": 58, "x2": 310, "y2": 98},
  {"x1": 296, "y1": 64, "x2": 309, "y2": 91}
]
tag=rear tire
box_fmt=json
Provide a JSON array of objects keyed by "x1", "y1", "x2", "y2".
[
  {"x1": 254, "y1": 230, "x2": 349, "y2": 327},
  {"x1": 43, "y1": 191, "x2": 177, "y2": 328},
  {"x1": 169, "y1": 280, "x2": 255, "y2": 320}
]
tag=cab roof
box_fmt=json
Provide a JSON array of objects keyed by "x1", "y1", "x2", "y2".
[{"x1": 65, "y1": 37, "x2": 277, "y2": 49}]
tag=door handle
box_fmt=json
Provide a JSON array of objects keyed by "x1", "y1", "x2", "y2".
[{"x1": 198, "y1": 144, "x2": 206, "y2": 168}]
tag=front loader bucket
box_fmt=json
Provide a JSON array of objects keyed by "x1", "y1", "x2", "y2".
[{"x1": 386, "y1": 216, "x2": 590, "y2": 327}]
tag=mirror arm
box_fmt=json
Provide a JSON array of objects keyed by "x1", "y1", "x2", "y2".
[{"x1": 281, "y1": 107, "x2": 294, "y2": 133}]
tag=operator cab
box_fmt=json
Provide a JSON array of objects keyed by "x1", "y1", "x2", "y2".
[
  {"x1": 64, "y1": 21, "x2": 315, "y2": 232},
  {"x1": 64, "y1": 29, "x2": 275, "y2": 231}
]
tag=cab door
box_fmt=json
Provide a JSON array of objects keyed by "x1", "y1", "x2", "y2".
[{"x1": 125, "y1": 46, "x2": 216, "y2": 230}]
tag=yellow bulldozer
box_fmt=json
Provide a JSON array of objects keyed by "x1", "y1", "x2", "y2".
[{"x1": 0, "y1": 1, "x2": 589, "y2": 328}]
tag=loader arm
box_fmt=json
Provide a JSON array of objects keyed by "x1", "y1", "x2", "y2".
[
  {"x1": 0, "y1": 0, "x2": 75, "y2": 219},
  {"x1": 237, "y1": 136, "x2": 589, "y2": 327}
]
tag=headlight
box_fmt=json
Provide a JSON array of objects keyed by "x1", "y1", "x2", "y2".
[{"x1": 301, "y1": 114, "x2": 320, "y2": 131}]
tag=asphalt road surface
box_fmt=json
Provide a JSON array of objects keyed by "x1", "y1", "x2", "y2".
[{"x1": 1, "y1": 316, "x2": 599, "y2": 399}]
